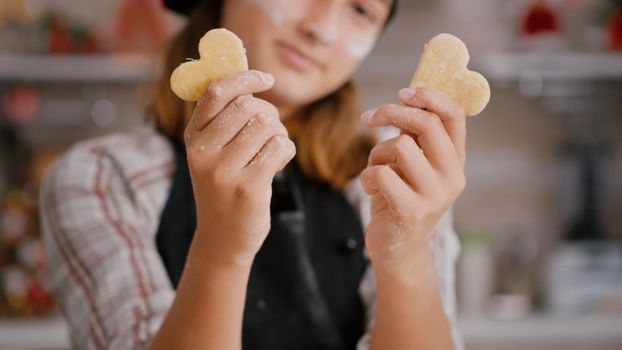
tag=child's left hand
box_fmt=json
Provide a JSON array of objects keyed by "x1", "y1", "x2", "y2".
[{"x1": 360, "y1": 87, "x2": 467, "y2": 275}]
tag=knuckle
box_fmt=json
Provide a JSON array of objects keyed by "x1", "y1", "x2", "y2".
[
  {"x1": 255, "y1": 112, "x2": 272, "y2": 127},
  {"x1": 424, "y1": 114, "x2": 443, "y2": 132},
  {"x1": 269, "y1": 134, "x2": 282, "y2": 147},
  {"x1": 395, "y1": 135, "x2": 414, "y2": 155},
  {"x1": 428, "y1": 190, "x2": 446, "y2": 209},
  {"x1": 395, "y1": 134, "x2": 411, "y2": 146},
  {"x1": 388, "y1": 103, "x2": 404, "y2": 113},
  {"x1": 271, "y1": 135, "x2": 288, "y2": 152},
  {"x1": 454, "y1": 173, "x2": 467, "y2": 193},
  {"x1": 274, "y1": 122, "x2": 288, "y2": 137},
  {"x1": 284, "y1": 138, "x2": 296, "y2": 156},
  {"x1": 233, "y1": 183, "x2": 248, "y2": 199},
  {"x1": 278, "y1": 136, "x2": 295, "y2": 152},
  {"x1": 232, "y1": 95, "x2": 253, "y2": 111},
  {"x1": 183, "y1": 128, "x2": 192, "y2": 144},
  {"x1": 257, "y1": 99, "x2": 279, "y2": 120},
  {"x1": 370, "y1": 140, "x2": 388, "y2": 159},
  {"x1": 248, "y1": 99, "x2": 277, "y2": 124},
  {"x1": 251, "y1": 70, "x2": 265, "y2": 82},
  {"x1": 186, "y1": 146, "x2": 200, "y2": 164},
  {"x1": 204, "y1": 84, "x2": 223, "y2": 101},
  {"x1": 233, "y1": 182, "x2": 255, "y2": 202},
  {"x1": 376, "y1": 105, "x2": 392, "y2": 118},
  {"x1": 186, "y1": 146, "x2": 208, "y2": 171}
]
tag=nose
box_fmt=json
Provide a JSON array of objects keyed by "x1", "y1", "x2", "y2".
[{"x1": 298, "y1": 0, "x2": 341, "y2": 46}]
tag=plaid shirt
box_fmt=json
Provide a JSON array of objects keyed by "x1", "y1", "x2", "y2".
[{"x1": 39, "y1": 125, "x2": 462, "y2": 350}]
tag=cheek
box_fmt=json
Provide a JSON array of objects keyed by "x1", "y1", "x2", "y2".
[
  {"x1": 346, "y1": 34, "x2": 377, "y2": 59},
  {"x1": 313, "y1": 31, "x2": 379, "y2": 97},
  {"x1": 326, "y1": 30, "x2": 377, "y2": 78},
  {"x1": 344, "y1": 30, "x2": 378, "y2": 59}
]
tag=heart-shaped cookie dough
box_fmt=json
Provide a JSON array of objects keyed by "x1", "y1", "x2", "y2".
[
  {"x1": 410, "y1": 33, "x2": 490, "y2": 116},
  {"x1": 170, "y1": 28, "x2": 249, "y2": 102}
]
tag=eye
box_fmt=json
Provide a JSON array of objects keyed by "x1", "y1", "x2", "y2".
[{"x1": 352, "y1": 2, "x2": 375, "y2": 22}]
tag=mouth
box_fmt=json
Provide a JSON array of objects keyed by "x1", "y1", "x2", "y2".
[{"x1": 276, "y1": 41, "x2": 322, "y2": 72}]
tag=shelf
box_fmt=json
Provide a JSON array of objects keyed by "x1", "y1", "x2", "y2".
[
  {"x1": 460, "y1": 314, "x2": 622, "y2": 349},
  {"x1": 474, "y1": 52, "x2": 622, "y2": 82},
  {"x1": 0, "y1": 54, "x2": 160, "y2": 83},
  {"x1": 0, "y1": 317, "x2": 69, "y2": 350}
]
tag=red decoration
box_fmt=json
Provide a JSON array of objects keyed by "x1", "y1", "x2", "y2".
[
  {"x1": 26, "y1": 280, "x2": 55, "y2": 313},
  {"x1": 607, "y1": 8, "x2": 622, "y2": 50},
  {"x1": 0, "y1": 188, "x2": 56, "y2": 317},
  {"x1": 48, "y1": 16, "x2": 73, "y2": 54},
  {"x1": 81, "y1": 32, "x2": 102, "y2": 54},
  {"x1": 2, "y1": 86, "x2": 40, "y2": 123},
  {"x1": 522, "y1": 0, "x2": 561, "y2": 36}
]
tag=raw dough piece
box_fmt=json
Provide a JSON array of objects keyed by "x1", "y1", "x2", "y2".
[
  {"x1": 410, "y1": 33, "x2": 490, "y2": 116},
  {"x1": 170, "y1": 28, "x2": 249, "y2": 101}
]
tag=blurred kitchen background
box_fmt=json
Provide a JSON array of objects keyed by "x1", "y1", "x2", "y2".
[{"x1": 0, "y1": 0, "x2": 621, "y2": 349}]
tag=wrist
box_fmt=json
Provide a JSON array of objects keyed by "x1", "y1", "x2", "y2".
[
  {"x1": 190, "y1": 229, "x2": 257, "y2": 270},
  {"x1": 372, "y1": 246, "x2": 436, "y2": 287}
]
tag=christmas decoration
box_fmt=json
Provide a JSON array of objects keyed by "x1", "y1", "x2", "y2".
[{"x1": 522, "y1": 0, "x2": 562, "y2": 36}]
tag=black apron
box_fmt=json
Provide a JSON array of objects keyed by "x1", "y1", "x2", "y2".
[{"x1": 155, "y1": 139, "x2": 368, "y2": 349}]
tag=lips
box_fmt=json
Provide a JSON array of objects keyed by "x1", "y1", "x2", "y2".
[{"x1": 276, "y1": 41, "x2": 321, "y2": 71}]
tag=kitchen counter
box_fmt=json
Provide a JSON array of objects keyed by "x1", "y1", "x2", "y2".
[
  {"x1": 460, "y1": 314, "x2": 622, "y2": 350},
  {"x1": 1, "y1": 314, "x2": 622, "y2": 350}
]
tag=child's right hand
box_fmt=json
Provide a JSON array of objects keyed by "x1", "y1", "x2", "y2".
[{"x1": 184, "y1": 70, "x2": 296, "y2": 267}]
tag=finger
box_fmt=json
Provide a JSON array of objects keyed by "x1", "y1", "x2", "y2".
[
  {"x1": 360, "y1": 165, "x2": 418, "y2": 211},
  {"x1": 246, "y1": 135, "x2": 296, "y2": 181},
  {"x1": 370, "y1": 194, "x2": 388, "y2": 216},
  {"x1": 205, "y1": 96, "x2": 280, "y2": 148},
  {"x1": 386, "y1": 162, "x2": 405, "y2": 182},
  {"x1": 190, "y1": 70, "x2": 275, "y2": 132},
  {"x1": 221, "y1": 113, "x2": 288, "y2": 170},
  {"x1": 361, "y1": 105, "x2": 461, "y2": 174},
  {"x1": 368, "y1": 135, "x2": 440, "y2": 197},
  {"x1": 399, "y1": 87, "x2": 466, "y2": 164}
]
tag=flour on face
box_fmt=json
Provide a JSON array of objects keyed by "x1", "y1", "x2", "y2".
[
  {"x1": 347, "y1": 33, "x2": 377, "y2": 59},
  {"x1": 246, "y1": 0, "x2": 378, "y2": 59},
  {"x1": 246, "y1": 0, "x2": 288, "y2": 24}
]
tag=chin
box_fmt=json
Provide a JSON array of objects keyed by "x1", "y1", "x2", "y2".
[
  {"x1": 258, "y1": 82, "x2": 313, "y2": 114},
  {"x1": 260, "y1": 68, "x2": 326, "y2": 111}
]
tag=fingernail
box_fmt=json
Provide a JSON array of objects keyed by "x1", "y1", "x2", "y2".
[
  {"x1": 258, "y1": 71, "x2": 275, "y2": 85},
  {"x1": 399, "y1": 88, "x2": 416, "y2": 100},
  {"x1": 361, "y1": 109, "x2": 377, "y2": 122}
]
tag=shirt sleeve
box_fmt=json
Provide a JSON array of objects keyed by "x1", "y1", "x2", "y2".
[
  {"x1": 344, "y1": 178, "x2": 464, "y2": 350},
  {"x1": 39, "y1": 143, "x2": 175, "y2": 350}
]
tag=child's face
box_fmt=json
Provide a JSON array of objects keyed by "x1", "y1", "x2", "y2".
[{"x1": 222, "y1": 0, "x2": 392, "y2": 115}]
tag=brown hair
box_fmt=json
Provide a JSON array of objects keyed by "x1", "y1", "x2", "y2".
[{"x1": 147, "y1": 0, "x2": 376, "y2": 189}]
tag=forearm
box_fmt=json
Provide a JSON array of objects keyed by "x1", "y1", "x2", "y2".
[
  {"x1": 369, "y1": 249, "x2": 453, "y2": 350},
  {"x1": 149, "y1": 231, "x2": 252, "y2": 350}
]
